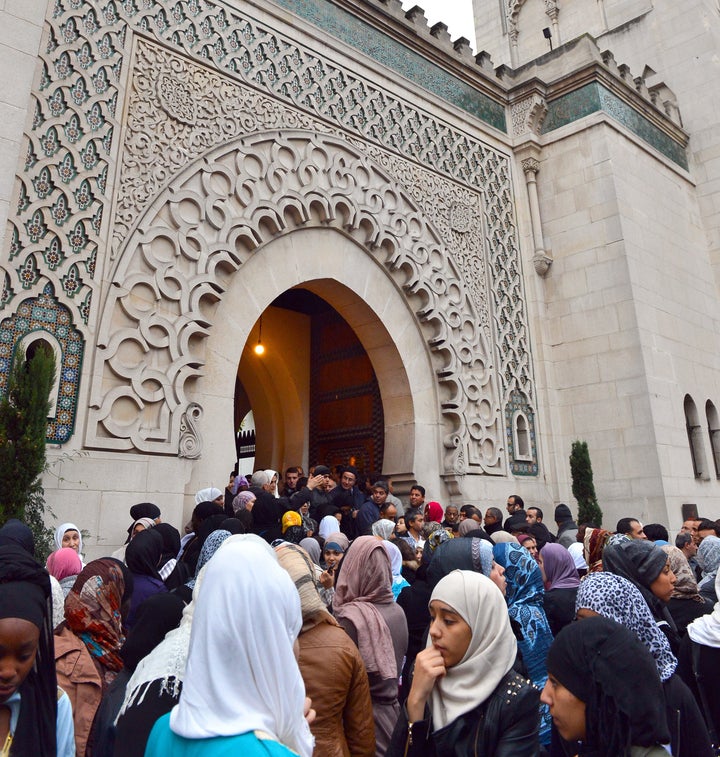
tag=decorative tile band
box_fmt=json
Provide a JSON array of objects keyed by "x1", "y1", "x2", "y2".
[
  {"x1": 542, "y1": 82, "x2": 688, "y2": 169},
  {"x1": 273, "y1": 0, "x2": 507, "y2": 132}
]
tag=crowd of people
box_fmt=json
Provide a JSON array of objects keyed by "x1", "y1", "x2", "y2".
[{"x1": 1, "y1": 462, "x2": 720, "y2": 757}]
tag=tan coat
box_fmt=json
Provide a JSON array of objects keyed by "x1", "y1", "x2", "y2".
[
  {"x1": 54, "y1": 625, "x2": 103, "y2": 757},
  {"x1": 298, "y1": 619, "x2": 375, "y2": 757}
]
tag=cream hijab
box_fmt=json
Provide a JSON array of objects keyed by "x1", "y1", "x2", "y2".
[
  {"x1": 428, "y1": 569, "x2": 517, "y2": 730},
  {"x1": 688, "y1": 569, "x2": 720, "y2": 647},
  {"x1": 169, "y1": 536, "x2": 314, "y2": 757}
]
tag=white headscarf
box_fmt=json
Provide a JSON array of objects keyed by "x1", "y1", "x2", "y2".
[
  {"x1": 318, "y1": 515, "x2": 340, "y2": 540},
  {"x1": 169, "y1": 537, "x2": 313, "y2": 757},
  {"x1": 688, "y1": 569, "x2": 720, "y2": 647},
  {"x1": 568, "y1": 541, "x2": 588, "y2": 571},
  {"x1": 54, "y1": 522, "x2": 84, "y2": 564},
  {"x1": 263, "y1": 469, "x2": 279, "y2": 497},
  {"x1": 428, "y1": 570, "x2": 517, "y2": 730},
  {"x1": 194, "y1": 488, "x2": 223, "y2": 505}
]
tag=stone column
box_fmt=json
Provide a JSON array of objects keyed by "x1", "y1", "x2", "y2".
[{"x1": 521, "y1": 157, "x2": 552, "y2": 276}]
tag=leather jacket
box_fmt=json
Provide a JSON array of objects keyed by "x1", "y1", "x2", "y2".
[{"x1": 387, "y1": 671, "x2": 540, "y2": 757}]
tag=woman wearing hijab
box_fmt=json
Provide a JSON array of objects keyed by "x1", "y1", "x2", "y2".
[
  {"x1": 152, "y1": 522, "x2": 190, "y2": 590},
  {"x1": 541, "y1": 616, "x2": 671, "y2": 756},
  {"x1": 54, "y1": 521, "x2": 85, "y2": 564},
  {"x1": 493, "y1": 541, "x2": 554, "y2": 746},
  {"x1": 603, "y1": 538, "x2": 680, "y2": 651},
  {"x1": 424, "y1": 501, "x2": 443, "y2": 524},
  {"x1": 333, "y1": 536, "x2": 408, "y2": 756},
  {"x1": 263, "y1": 469, "x2": 280, "y2": 497},
  {"x1": 125, "y1": 529, "x2": 168, "y2": 629},
  {"x1": 92, "y1": 592, "x2": 185, "y2": 757},
  {"x1": 661, "y1": 544, "x2": 713, "y2": 636},
  {"x1": 180, "y1": 529, "x2": 232, "y2": 600},
  {"x1": 319, "y1": 513, "x2": 342, "y2": 542},
  {"x1": 583, "y1": 526, "x2": 610, "y2": 572},
  {"x1": 697, "y1": 535, "x2": 720, "y2": 603},
  {"x1": 55, "y1": 558, "x2": 130, "y2": 756},
  {"x1": 382, "y1": 540, "x2": 410, "y2": 600},
  {"x1": 318, "y1": 531, "x2": 349, "y2": 608},
  {"x1": 46, "y1": 546, "x2": 83, "y2": 597},
  {"x1": 0, "y1": 544, "x2": 75, "y2": 756},
  {"x1": 539, "y1": 542, "x2": 580, "y2": 636},
  {"x1": 276, "y1": 543, "x2": 375, "y2": 756},
  {"x1": 575, "y1": 572, "x2": 713, "y2": 757},
  {"x1": 281, "y1": 510, "x2": 306, "y2": 544},
  {"x1": 145, "y1": 537, "x2": 314, "y2": 757},
  {"x1": 389, "y1": 570, "x2": 539, "y2": 756},
  {"x1": 0, "y1": 517, "x2": 35, "y2": 555},
  {"x1": 372, "y1": 518, "x2": 396, "y2": 540}
]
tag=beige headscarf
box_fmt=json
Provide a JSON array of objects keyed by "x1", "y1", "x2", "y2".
[
  {"x1": 661, "y1": 544, "x2": 705, "y2": 603},
  {"x1": 428, "y1": 570, "x2": 517, "y2": 730},
  {"x1": 490, "y1": 530, "x2": 519, "y2": 544}
]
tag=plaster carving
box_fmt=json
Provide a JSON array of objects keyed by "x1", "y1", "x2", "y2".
[
  {"x1": 511, "y1": 96, "x2": 548, "y2": 138},
  {"x1": 178, "y1": 402, "x2": 203, "y2": 458},
  {"x1": 88, "y1": 130, "x2": 503, "y2": 476}
]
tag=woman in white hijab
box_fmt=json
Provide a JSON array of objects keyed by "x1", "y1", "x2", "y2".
[
  {"x1": 263, "y1": 469, "x2": 280, "y2": 497},
  {"x1": 388, "y1": 570, "x2": 539, "y2": 756},
  {"x1": 54, "y1": 521, "x2": 85, "y2": 565},
  {"x1": 145, "y1": 536, "x2": 314, "y2": 757}
]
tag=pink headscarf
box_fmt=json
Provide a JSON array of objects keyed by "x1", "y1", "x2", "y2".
[
  {"x1": 46, "y1": 547, "x2": 82, "y2": 581},
  {"x1": 333, "y1": 536, "x2": 397, "y2": 680},
  {"x1": 425, "y1": 501, "x2": 443, "y2": 523}
]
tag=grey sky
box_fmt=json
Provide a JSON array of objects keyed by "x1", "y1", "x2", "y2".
[{"x1": 400, "y1": 0, "x2": 476, "y2": 48}]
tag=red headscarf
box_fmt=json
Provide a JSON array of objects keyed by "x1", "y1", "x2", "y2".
[{"x1": 425, "y1": 501, "x2": 443, "y2": 523}]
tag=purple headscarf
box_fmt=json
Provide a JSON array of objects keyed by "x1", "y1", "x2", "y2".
[{"x1": 542, "y1": 543, "x2": 580, "y2": 590}]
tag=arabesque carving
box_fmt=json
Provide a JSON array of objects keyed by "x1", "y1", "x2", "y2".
[{"x1": 88, "y1": 131, "x2": 504, "y2": 476}]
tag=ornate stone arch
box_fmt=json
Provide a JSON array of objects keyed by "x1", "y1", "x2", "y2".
[{"x1": 86, "y1": 130, "x2": 505, "y2": 476}]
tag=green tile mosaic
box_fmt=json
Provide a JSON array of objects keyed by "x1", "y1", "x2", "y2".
[
  {"x1": 542, "y1": 82, "x2": 687, "y2": 170},
  {"x1": 273, "y1": 0, "x2": 507, "y2": 132}
]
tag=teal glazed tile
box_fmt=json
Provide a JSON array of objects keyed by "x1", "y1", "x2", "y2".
[
  {"x1": 274, "y1": 0, "x2": 507, "y2": 132},
  {"x1": 543, "y1": 82, "x2": 687, "y2": 169}
]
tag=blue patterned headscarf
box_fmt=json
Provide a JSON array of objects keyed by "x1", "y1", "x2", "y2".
[
  {"x1": 493, "y1": 541, "x2": 554, "y2": 745},
  {"x1": 186, "y1": 530, "x2": 231, "y2": 590}
]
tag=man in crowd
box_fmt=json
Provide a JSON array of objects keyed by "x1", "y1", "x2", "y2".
[
  {"x1": 680, "y1": 517, "x2": 701, "y2": 545},
  {"x1": 401, "y1": 508, "x2": 425, "y2": 550},
  {"x1": 525, "y1": 506, "x2": 555, "y2": 548},
  {"x1": 408, "y1": 485, "x2": 425, "y2": 513},
  {"x1": 504, "y1": 494, "x2": 526, "y2": 530},
  {"x1": 676, "y1": 531, "x2": 701, "y2": 580},
  {"x1": 697, "y1": 518, "x2": 720, "y2": 541},
  {"x1": 281, "y1": 466, "x2": 301, "y2": 497},
  {"x1": 290, "y1": 465, "x2": 335, "y2": 521},
  {"x1": 442, "y1": 504, "x2": 460, "y2": 532},
  {"x1": 356, "y1": 480, "x2": 388, "y2": 536},
  {"x1": 483, "y1": 506, "x2": 503, "y2": 535},
  {"x1": 616, "y1": 517, "x2": 647, "y2": 540}
]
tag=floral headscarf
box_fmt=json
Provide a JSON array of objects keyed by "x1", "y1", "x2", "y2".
[
  {"x1": 583, "y1": 528, "x2": 610, "y2": 572},
  {"x1": 575, "y1": 572, "x2": 677, "y2": 681},
  {"x1": 661, "y1": 544, "x2": 705, "y2": 604},
  {"x1": 64, "y1": 558, "x2": 127, "y2": 680}
]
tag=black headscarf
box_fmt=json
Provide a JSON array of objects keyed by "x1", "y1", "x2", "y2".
[
  {"x1": 126, "y1": 529, "x2": 163, "y2": 581},
  {"x1": 0, "y1": 518, "x2": 35, "y2": 556},
  {"x1": 0, "y1": 544, "x2": 55, "y2": 755},
  {"x1": 220, "y1": 517, "x2": 246, "y2": 535},
  {"x1": 547, "y1": 616, "x2": 670, "y2": 756},
  {"x1": 426, "y1": 537, "x2": 492, "y2": 589},
  {"x1": 603, "y1": 539, "x2": 674, "y2": 625},
  {"x1": 153, "y1": 523, "x2": 182, "y2": 565},
  {"x1": 125, "y1": 503, "x2": 161, "y2": 543},
  {"x1": 119, "y1": 592, "x2": 185, "y2": 672}
]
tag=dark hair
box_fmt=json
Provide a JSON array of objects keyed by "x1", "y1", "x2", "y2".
[
  {"x1": 406, "y1": 508, "x2": 423, "y2": 526},
  {"x1": 643, "y1": 523, "x2": 668, "y2": 542},
  {"x1": 616, "y1": 517, "x2": 640, "y2": 535},
  {"x1": 410, "y1": 484, "x2": 425, "y2": 497},
  {"x1": 675, "y1": 532, "x2": 693, "y2": 549},
  {"x1": 527, "y1": 506, "x2": 544, "y2": 520},
  {"x1": 509, "y1": 494, "x2": 524, "y2": 508},
  {"x1": 379, "y1": 501, "x2": 397, "y2": 516},
  {"x1": 461, "y1": 504, "x2": 481, "y2": 519},
  {"x1": 285, "y1": 466, "x2": 300, "y2": 476},
  {"x1": 698, "y1": 519, "x2": 719, "y2": 536},
  {"x1": 485, "y1": 506, "x2": 502, "y2": 521},
  {"x1": 396, "y1": 539, "x2": 416, "y2": 562}
]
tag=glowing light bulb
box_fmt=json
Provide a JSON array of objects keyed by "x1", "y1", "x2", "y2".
[{"x1": 254, "y1": 342, "x2": 265, "y2": 356}]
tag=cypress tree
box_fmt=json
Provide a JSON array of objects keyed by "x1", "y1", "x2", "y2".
[
  {"x1": 0, "y1": 342, "x2": 56, "y2": 556},
  {"x1": 570, "y1": 440, "x2": 603, "y2": 527}
]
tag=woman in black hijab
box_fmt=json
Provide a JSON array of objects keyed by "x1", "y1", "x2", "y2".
[
  {"x1": 0, "y1": 543, "x2": 74, "y2": 755},
  {"x1": 542, "y1": 615, "x2": 671, "y2": 756},
  {"x1": 125, "y1": 529, "x2": 168, "y2": 629},
  {"x1": 0, "y1": 518, "x2": 35, "y2": 555},
  {"x1": 152, "y1": 523, "x2": 190, "y2": 590},
  {"x1": 603, "y1": 538, "x2": 680, "y2": 651}
]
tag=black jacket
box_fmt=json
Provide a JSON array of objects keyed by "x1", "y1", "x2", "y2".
[{"x1": 388, "y1": 670, "x2": 540, "y2": 757}]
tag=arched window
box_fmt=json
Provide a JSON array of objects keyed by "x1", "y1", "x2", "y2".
[
  {"x1": 18, "y1": 332, "x2": 62, "y2": 415},
  {"x1": 512, "y1": 410, "x2": 532, "y2": 461},
  {"x1": 685, "y1": 395, "x2": 708, "y2": 479},
  {"x1": 706, "y1": 400, "x2": 720, "y2": 479}
]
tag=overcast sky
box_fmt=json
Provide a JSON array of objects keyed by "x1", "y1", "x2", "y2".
[{"x1": 400, "y1": 0, "x2": 476, "y2": 48}]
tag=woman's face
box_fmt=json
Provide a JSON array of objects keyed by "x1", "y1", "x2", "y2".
[
  {"x1": 299, "y1": 502, "x2": 309, "y2": 515},
  {"x1": 0, "y1": 618, "x2": 40, "y2": 703},
  {"x1": 524, "y1": 539, "x2": 538, "y2": 560},
  {"x1": 395, "y1": 517, "x2": 406, "y2": 534},
  {"x1": 132, "y1": 523, "x2": 146, "y2": 538},
  {"x1": 489, "y1": 560, "x2": 506, "y2": 595},
  {"x1": 650, "y1": 560, "x2": 676, "y2": 603},
  {"x1": 271, "y1": 474, "x2": 278, "y2": 488},
  {"x1": 540, "y1": 674, "x2": 586, "y2": 742},
  {"x1": 62, "y1": 529, "x2": 80, "y2": 552},
  {"x1": 428, "y1": 600, "x2": 472, "y2": 668},
  {"x1": 324, "y1": 548, "x2": 343, "y2": 570}
]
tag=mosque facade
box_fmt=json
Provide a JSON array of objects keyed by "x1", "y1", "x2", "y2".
[{"x1": 0, "y1": 0, "x2": 718, "y2": 555}]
